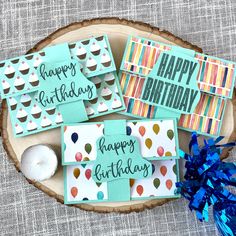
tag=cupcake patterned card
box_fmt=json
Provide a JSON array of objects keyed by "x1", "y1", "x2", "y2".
[
  {"x1": 0, "y1": 35, "x2": 125, "y2": 136},
  {"x1": 119, "y1": 36, "x2": 236, "y2": 136},
  {"x1": 62, "y1": 119, "x2": 180, "y2": 204}
]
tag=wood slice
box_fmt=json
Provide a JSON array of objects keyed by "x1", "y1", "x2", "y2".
[{"x1": 1, "y1": 18, "x2": 236, "y2": 213}]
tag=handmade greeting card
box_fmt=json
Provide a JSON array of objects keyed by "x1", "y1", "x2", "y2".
[
  {"x1": 119, "y1": 36, "x2": 236, "y2": 136},
  {"x1": 0, "y1": 35, "x2": 125, "y2": 136},
  {"x1": 62, "y1": 119, "x2": 179, "y2": 204}
]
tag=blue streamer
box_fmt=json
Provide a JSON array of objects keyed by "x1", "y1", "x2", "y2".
[{"x1": 176, "y1": 132, "x2": 236, "y2": 236}]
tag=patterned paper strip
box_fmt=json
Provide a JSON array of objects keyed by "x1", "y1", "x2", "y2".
[
  {"x1": 121, "y1": 36, "x2": 235, "y2": 98},
  {"x1": 178, "y1": 93, "x2": 226, "y2": 136}
]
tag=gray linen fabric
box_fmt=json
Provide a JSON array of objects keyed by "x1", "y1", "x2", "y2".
[{"x1": 0, "y1": 0, "x2": 236, "y2": 235}]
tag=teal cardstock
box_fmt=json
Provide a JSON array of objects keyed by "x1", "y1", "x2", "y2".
[
  {"x1": 62, "y1": 119, "x2": 180, "y2": 204},
  {"x1": 141, "y1": 50, "x2": 201, "y2": 115},
  {"x1": 36, "y1": 59, "x2": 97, "y2": 108},
  {"x1": 0, "y1": 35, "x2": 126, "y2": 136}
]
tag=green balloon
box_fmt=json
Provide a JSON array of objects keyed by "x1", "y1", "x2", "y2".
[
  {"x1": 153, "y1": 178, "x2": 160, "y2": 189},
  {"x1": 173, "y1": 164, "x2": 177, "y2": 175},
  {"x1": 85, "y1": 143, "x2": 92, "y2": 154},
  {"x1": 167, "y1": 129, "x2": 174, "y2": 140}
]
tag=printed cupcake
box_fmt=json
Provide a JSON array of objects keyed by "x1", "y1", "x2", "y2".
[
  {"x1": 98, "y1": 102, "x2": 108, "y2": 113},
  {"x1": 45, "y1": 107, "x2": 56, "y2": 115},
  {"x1": 17, "y1": 108, "x2": 28, "y2": 122},
  {"x1": 27, "y1": 120, "x2": 38, "y2": 132},
  {"x1": 31, "y1": 104, "x2": 42, "y2": 119},
  {"x1": 15, "y1": 124, "x2": 23, "y2": 135},
  {"x1": 33, "y1": 57, "x2": 42, "y2": 69},
  {"x1": 41, "y1": 116, "x2": 52, "y2": 128},
  {"x1": 4, "y1": 65, "x2": 15, "y2": 79},
  {"x1": 14, "y1": 76, "x2": 25, "y2": 90},
  {"x1": 95, "y1": 36, "x2": 104, "y2": 41},
  {"x1": 76, "y1": 46, "x2": 87, "y2": 60},
  {"x1": 2, "y1": 80, "x2": 10, "y2": 94},
  {"x1": 85, "y1": 105, "x2": 94, "y2": 116},
  {"x1": 90, "y1": 42, "x2": 101, "y2": 56},
  {"x1": 20, "y1": 94, "x2": 32, "y2": 107},
  {"x1": 86, "y1": 57, "x2": 97, "y2": 71},
  {"x1": 101, "y1": 53, "x2": 111, "y2": 67},
  {"x1": 91, "y1": 76, "x2": 102, "y2": 89},
  {"x1": 104, "y1": 73, "x2": 115, "y2": 85},
  {"x1": 8, "y1": 97, "x2": 17, "y2": 110},
  {"x1": 112, "y1": 98, "x2": 122, "y2": 109},
  {"x1": 101, "y1": 87, "x2": 112, "y2": 100},
  {"x1": 89, "y1": 95, "x2": 98, "y2": 104},
  {"x1": 29, "y1": 72, "x2": 39, "y2": 87},
  {"x1": 81, "y1": 39, "x2": 90, "y2": 45},
  {"x1": 55, "y1": 113, "x2": 63, "y2": 124},
  {"x1": 19, "y1": 61, "x2": 30, "y2": 75}
]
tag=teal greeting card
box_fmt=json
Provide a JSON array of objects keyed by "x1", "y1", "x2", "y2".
[
  {"x1": 0, "y1": 35, "x2": 125, "y2": 136},
  {"x1": 62, "y1": 119, "x2": 180, "y2": 204},
  {"x1": 119, "y1": 35, "x2": 236, "y2": 136}
]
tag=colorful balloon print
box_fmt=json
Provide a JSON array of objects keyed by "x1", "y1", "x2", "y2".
[
  {"x1": 136, "y1": 185, "x2": 144, "y2": 196},
  {"x1": 153, "y1": 178, "x2": 160, "y2": 189},
  {"x1": 152, "y1": 164, "x2": 155, "y2": 174},
  {"x1": 167, "y1": 129, "x2": 174, "y2": 140},
  {"x1": 160, "y1": 166, "x2": 167, "y2": 176},
  {"x1": 97, "y1": 191, "x2": 104, "y2": 200},
  {"x1": 157, "y1": 146, "x2": 164, "y2": 156},
  {"x1": 71, "y1": 187, "x2": 78, "y2": 198},
  {"x1": 166, "y1": 179, "x2": 173, "y2": 190},
  {"x1": 85, "y1": 169, "x2": 91, "y2": 180},
  {"x1": 165, "y1": 151, "x2": 172, "y2": 156},
  {"x1": 83, "y1": 157, "x2": 90, "y2": 161},
  {"x1": 153, "y1": 124, "x2": 160, "y2": 135},
  {"x1": 64, "y1": 126, "x2": 67, "y2": 132},
  {"x1": 139, "y1": 126, "x2": 146, "y2": 136},
  {"x1": 126, "y1": 126, "x2": 132, "y2": 135},
  {"x1": 173, "y1": 164, "x2": 177, "y2": 175},
  {"x1": 96, "y1": 182, "x2": 102, "y2": 187},
  {"x1": 130, "y1": 179, "x2": 135, "y2": 188},
  {"x1": 73, "y1": 168, "x2": 80, "y2": 179},
  {"x1": 75, "y1": 152, "x2": 82, "y2": 162},
  {"x1": 71, "y1": 132, "x2": 78, "y2": 143},
  {"x1": 145, "y1": 138, "x2": 152, "y2": 149},
  {"x1": 85, "y1": 143, "x2": 92, "y2": 154}
]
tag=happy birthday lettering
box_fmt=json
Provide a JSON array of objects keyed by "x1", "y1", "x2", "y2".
[
  {"x1": 142, "y1": 52, "x2": 199, "y2": 113},
  {"x1": 38, "y1": 82, "x2": 94, "y2": 107},
  {"x1": 98, "y1": 136, "x2": 135, "y2": 156},
  {"x1": 94, "y1": 158, "x2": 150, "y2": 181},
  {"x1": 39, "y1": 62, "x2": 77, "y2": 81}
]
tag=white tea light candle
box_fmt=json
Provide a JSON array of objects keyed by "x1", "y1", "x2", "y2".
[{"x1": 21, "y1": 144, "x2": 58, "y2": 181}]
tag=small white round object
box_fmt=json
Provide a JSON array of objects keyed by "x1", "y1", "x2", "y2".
[{"x1": 21, "y1": 144, "x2": 58, "y2": 182}]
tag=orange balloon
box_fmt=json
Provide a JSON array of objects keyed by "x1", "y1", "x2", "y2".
[
  {"x1": 71, "y1": 187, "x2": 78, "y2": 198},
  {"x1": 160, "y1": 166, "x2": 167, "y2": 176},
  {"x1": 136, "y1": 185, "x2": 144, "y2": 196},
  {"x1": 130, "y1": 179, "x2": 135, "y2": 188},
  {"x1": 73, "y1": 168, "x2": 80, "y2": 179},
  {"x1": 139, "y1": 126, "x2": 146, "y2": 137},
  {"x1": 64, "y1": 126, "x2": 67, "y2": 132},
  {"x1": 166, "y1": 179, "x2": 173, "y2": 190}
]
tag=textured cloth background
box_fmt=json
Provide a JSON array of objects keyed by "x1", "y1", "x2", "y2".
[{"x1": 0, "y1": 0, "x2": 236, "y2": 235}]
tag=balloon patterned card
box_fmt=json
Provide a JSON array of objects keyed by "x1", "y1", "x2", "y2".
[
  {"x1": 0, "y1": 35, "x2": 125, "y2": 137},
  {"x1": 62, "y1": 119, "x2": 180, "y2": 204},
  {"x1": 119, "y1": 36, "x2": 236, "y2": 137}
]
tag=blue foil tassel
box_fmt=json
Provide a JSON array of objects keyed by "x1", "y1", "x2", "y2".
[{"x1": 176, "y1": 132, "x2": 236, "y2": 235}]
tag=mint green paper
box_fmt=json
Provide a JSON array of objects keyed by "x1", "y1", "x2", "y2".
[
  {"x1": 92, "y1": 120, "x2": 152, "y2": 201},
  {"x1": 141, "y1": 50, "x2": 201, "y2": 115}
]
